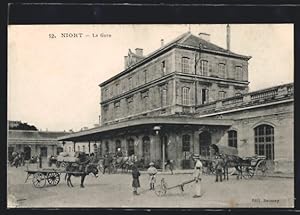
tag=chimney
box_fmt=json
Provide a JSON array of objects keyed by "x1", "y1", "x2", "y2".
[
  {"x1": 124, "y1": 56, "x2": 128, "y2": 69},
  {"x1": 135, "y1": 48, "x2": 143, "y2": 56},
  {"x1": 198, "y1": 33, "x2": 210, "y2": 42},
  {"x1": 161, "y1": 39, "x2": 164, "y2": 47},
  {"x1": 226, "y1": 24, "x2": 230, "y2": 51}
]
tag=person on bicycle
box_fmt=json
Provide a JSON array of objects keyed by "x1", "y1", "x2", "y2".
[{"x1": 147, "y1": 162, "x2": 158, "y2": 190}]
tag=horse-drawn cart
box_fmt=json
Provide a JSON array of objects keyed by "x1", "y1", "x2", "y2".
[
  {"x1": 25, "y1": 168, "x2": 62, "y2": 188},
  {"x1": 239, "y1": 155, "x2": 268, "y2": 179},
  {"x1": 155, "y1": 178, "x2": 195, "y2": 197}
]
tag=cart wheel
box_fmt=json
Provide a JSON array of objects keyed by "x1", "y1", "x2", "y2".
[
  {"x1": 155, "y1": 185, "x2": 167, "y2": 197},
  {"x1": 47, "y1": 172, "x2": 60, "y2": 186},
  {"x1": 255, "y1": 160, "x2": 267, "y2": 178},
  {"x1": 242, "y1": 166, "x2": 254, "y2": 179},
  {"x1": 32, "y1": 172, "x2": 46, "y2": 188}
]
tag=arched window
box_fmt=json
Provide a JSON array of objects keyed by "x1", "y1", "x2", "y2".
[
  {"x1": 93, "y1": 143, "x2": 98, "y2": 154},
  {"x1": 115, "y1": 140, "x2": 121, "y2": 152},
  {"x1": 82, "y1": 145, "x2": 85, "y2": 153},
  {"x1": 105, "y1": 141, "x2": 109, "y2": 153},
  {"x1": 254, "y1": 124, "x2": 274, "y2": 160},
  {"x1": 228, "y1": 130, "x2": 237, "y2": 148},
  {"x1": 77, "y1": 145, "x2": 80, "y2": 152},
  {"x1": 182, "y1": 135, "x2": 190, "y2": 152},
  {"x1": 142, "y1": 136, "x2": 151, "y2": 164},
  {"x1": 127, "y1": 138, "x2": 135, "y2": 156},
  {"x1": 199, "y1": 131, "x2": 211, "y2": 156}
]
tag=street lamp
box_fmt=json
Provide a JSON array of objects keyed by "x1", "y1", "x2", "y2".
[{"x1": 153, "y1": 125, "x2": 165, "y2": 172}]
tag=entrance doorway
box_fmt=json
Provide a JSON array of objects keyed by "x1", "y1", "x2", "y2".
[
  {"x1": 199, "y1": 131, "x2": 211, "y2": 157},
  {"x1": 57, "y1": 147, "x2": 63, "y2": 155},
  {"x1": 142, "y1": 136, "x2": 151, "y2": 165},
  {"x1": 24, "y1": 146, "x2": 31, "y2": 160}
]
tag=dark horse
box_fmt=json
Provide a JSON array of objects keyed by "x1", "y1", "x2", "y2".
[
  {"x1": 65, "y1": 163, "x2": 99, "y2": 188},
  {"x1": 65, "y1": 152, "x2": 99, "y2": 188},
  {"x1": 210, "y1": 144, "x2": 245, "y2": 180}
]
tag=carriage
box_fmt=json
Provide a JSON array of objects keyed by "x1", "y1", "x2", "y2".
[
  {"x1": 238, "y1": 155, "x2": 268, "y2": 179},
  {"x1": 25, "y1": 152, "x2": 100, "y2": 188}
]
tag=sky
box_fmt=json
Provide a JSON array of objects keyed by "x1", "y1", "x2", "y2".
[{"x1": 8, "y1": 24, "x2": 293, "y2": 132}]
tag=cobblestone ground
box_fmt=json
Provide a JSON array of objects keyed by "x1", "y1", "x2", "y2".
[{"x1": 7, "y1": 165, "x2": 294, "y2": 208}]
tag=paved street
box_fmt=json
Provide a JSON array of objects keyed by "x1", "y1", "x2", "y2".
[{"x1": 7, "y1": 165, "x2": 294, "y2": 208}]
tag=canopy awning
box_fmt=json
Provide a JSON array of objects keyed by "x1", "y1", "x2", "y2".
[{"x1": 58, "y1": 116, "x2": 233, "y2": 142}]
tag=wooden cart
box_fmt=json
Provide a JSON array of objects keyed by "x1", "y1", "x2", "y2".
[{"x1": 155, "y1": 178, "x2": 195, "y2": 197}]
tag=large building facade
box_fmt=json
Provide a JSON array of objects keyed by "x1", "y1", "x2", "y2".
[{"x1": 59, "y1": 30, "x2": 294, "y2": 173}]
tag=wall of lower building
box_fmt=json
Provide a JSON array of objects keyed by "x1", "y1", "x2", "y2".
[{"x1": 208, "y1": 101, "x2": 294, "y2": 174}]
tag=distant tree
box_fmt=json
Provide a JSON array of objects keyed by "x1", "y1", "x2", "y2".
[{"x1": 9, "y1": 122, "x2": 38, "y2": 131}]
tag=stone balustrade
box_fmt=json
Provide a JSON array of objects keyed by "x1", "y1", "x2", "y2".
[{"x1": 195, "y1": 83, "x2": 293, "y2": 115}]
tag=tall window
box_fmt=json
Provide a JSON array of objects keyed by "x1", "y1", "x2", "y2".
[
  {"x1": 114, "y1": 101, "x2": 120, "y2": 118},
  {"x1": 77, "y1": 146, "x2": 80, "y2": 151},
  {"x1": 182, "y1": 87, "x2": 190, "y2": 105},
  {"x1": 82, "y1": 145, "x2": 86, "y2": 153},
  {"x1": 127, "y1": 138, "x2": 135, "y2": 156},
  {"x1": 143, "y1": 70, "x2": 147, "y2": 84},
  {"x1": 104, "y1": 88, "x2": 108, "y2": 99},
  {"x1": 228, "y1": 130, "x2": 237, "y2": 148},
  {"x1": 201, "y1": 88, "x2": 208, "y2": 104},
  {"x1": 218, "y1": 63, "x2": 226, "y2": 78},
  {"x1": 200, "y1": 60, "x2": 208, "y2": 76},
  {"x1": 182, "y1": 135, "x2": 191, "y2": 152},
  {"x1": 235, "y1": 66, "x2": 243, "y2": 80},
  {"x1": 254, "y1": 124, "x2": 274, "y2": 160},
  {"x1": 115, "y1": 83, "x2": 120, "y2": 95},
  {"x1": 218, "y1": 91, "x2": 227, "y2": 100},
  {"x1": 128, "y1": 77, "x2": 133, "y2": 90},
  {"x1": 142, "y1": 90, "x2": 149, "y2": 111},
  {"x1": 161, "y1": 61, "x2": 166, "y2": 75},
  {"x1": 161, "y1": 88, "x2": 167, "y2": 107},
  {"x1": 182, "y1": 57, "x2": 190, "y2": 73}
]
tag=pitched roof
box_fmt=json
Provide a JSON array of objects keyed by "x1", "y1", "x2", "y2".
[
  {"x1": 179, "y1": 33, "x2": 249, "y2": 58},
  {"x1": 99, "y1": 32, "x2": 251, "y2": 87},
  {"x1": 8, "y1": 130, "x2": 68, "y2": 145}
]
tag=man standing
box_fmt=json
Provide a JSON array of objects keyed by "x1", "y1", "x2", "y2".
[{"x1": 193, "y1": 157, "x2": 203, "y2": 198}]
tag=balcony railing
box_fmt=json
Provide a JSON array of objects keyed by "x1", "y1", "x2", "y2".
[{"x1": 195, "y1": 83, "x2": 293, "y2": 115}]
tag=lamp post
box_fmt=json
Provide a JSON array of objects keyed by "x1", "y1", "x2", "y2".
[{"x1": 153, "y1": 126, "x2": 165, "y2": 172}]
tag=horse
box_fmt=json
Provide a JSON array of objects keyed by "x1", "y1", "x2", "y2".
[
  {"x1": 65, "y1": 163, "x2": 99, "y2": 188},
  {"x1": 64, "y1": 152, "x2": 99, "y2": 188},
  {"x1": 210, "y1": 144, "x2": 244, "y2": 180},
  {"x1": 11, "y1": 152, "x2": 22, "y2": 168}
]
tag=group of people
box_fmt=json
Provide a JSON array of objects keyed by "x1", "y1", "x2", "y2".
[{"x1": 131, "y1": 156, "x2": 203, "y2": 198}]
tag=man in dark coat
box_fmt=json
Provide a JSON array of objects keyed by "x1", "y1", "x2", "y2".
[{"x1": 131, "y1": 165, "x2": 141, "y2": 195}]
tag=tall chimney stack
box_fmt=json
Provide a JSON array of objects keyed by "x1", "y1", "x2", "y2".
[
  {"x1": 161, "y1": 39, "x2": 164, "y2": 47},
  {"x1": 226, "y1": 24, "x2": 230, "y2": 51}
]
